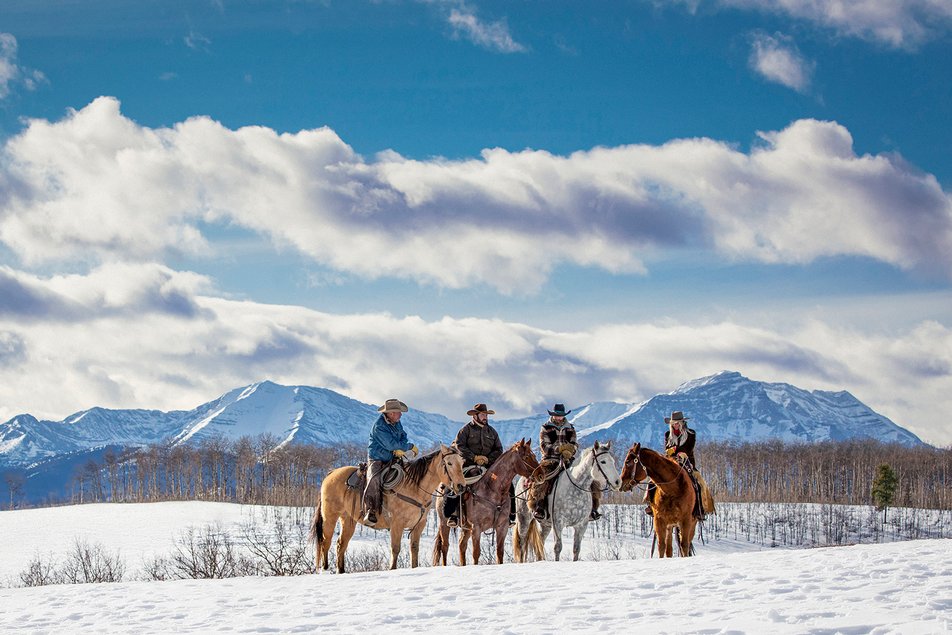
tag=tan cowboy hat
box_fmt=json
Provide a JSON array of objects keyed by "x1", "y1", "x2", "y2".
[
  {"x1": 378, "y1": 398, "x2": 409, "y2": 413},
  {"x1": 664, "y1": 410, "x2": 689, "y2": 424},
  {"x1": 467, "y1": 403, "x2": 495, "y2": 416}
]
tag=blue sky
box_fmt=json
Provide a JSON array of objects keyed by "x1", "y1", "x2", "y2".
[{"x1": 1, "y1": 0, "x2": 951, "y2": 445}]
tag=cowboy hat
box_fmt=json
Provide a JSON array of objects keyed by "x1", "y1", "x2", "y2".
[
  {"x1": 547, "y1": 403, "x2": 572, "y2": 417},
  {"x1": 467, "y1": 403, "x2": 495, "y2": 416},
  {"x1": 378, "y1": 398, "x2": 409, "y2": 413},
  {"x1": 664, "y1": 410, "x2": 689, "y2": 424}
]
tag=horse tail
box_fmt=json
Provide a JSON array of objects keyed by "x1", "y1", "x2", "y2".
[
  {"x1": 527, "y1": 519, "x2": 545, "y2": 561},
  {"x1": 308, "y1": 498, "x2": 323, "y2": 548}
]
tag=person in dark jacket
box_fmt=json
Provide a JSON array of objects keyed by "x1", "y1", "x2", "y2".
[
  {"x1": 444, "y1": 403, "x2": 506, "y2": 527},
  {"x1": 645, "y1": 410, "x2": 696, "y2": 516},
  {"x1": 528, "y1": 404, "x2": 601, "y2": 521},
  {"x1": 362, "y1": 398, "x2": 418, "y2": 525}
]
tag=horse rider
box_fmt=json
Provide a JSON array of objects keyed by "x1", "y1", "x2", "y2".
[
  {"x1": 444, "y1": 403, "x2": 506, "y2": 527},
  {"x1": 362, "y1": 398, "x2": 419, "y2": 525},
  {"x1": 645, "y1": 410, "x2": 696, "y2": 516},
  {"x1": 528, "y1": 404, "x2": 602, "y2": 521}
]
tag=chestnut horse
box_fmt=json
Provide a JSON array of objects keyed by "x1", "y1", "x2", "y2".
[
  {"x1": 308, "y1": 444, "x2": 466, "y2": 573},
  {"x1": 432, "y1": 439, "x2": 539, "y2": 566},
  {"x1": 619, "y1": 442, "x2": 697, "y2": 558}
]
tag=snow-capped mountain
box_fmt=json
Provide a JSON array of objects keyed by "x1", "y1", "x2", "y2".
[
  {"x1": 0, "y1": 371, "x2": 924, "y2": 469},
  {"x1": 0, "y1": 381, "x2": 459, "y2": 468},
  {"x1": 576, "y1": 370, "x2": 924, "y2": 447}
]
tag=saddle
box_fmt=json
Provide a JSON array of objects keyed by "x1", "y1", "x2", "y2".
[
  {"x1": 345, "y1": 462, "x2": 405, "y2": 491},
  {"x1": 675, "y1": 457, "x2": 715, "y2": 520}
]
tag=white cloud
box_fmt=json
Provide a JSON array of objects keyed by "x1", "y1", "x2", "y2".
[
  {"x1": 0, "y1": 33, "x2": 47, "y2": 100},
  {"x1": 184, "y1": 30, "x2": 212, "y2": 51},
  {"x1": 417, "y1": 0, "x2": 526, "y2": 53},
  {"x1": 664, "y1": 0, "x2": 952, "y2": 48},
  {"x1": 2, "y1": 98, "x2": 951, "y2": 293},
  {"x1": 0, "y1": 263, "x2": 949, "y2": 446},
  {"x1": 749, "y1": 32, "x2": 814, "y2": 92},
  {"x1": 447, "y1": 8, "x2": 526, "y2": 53}
]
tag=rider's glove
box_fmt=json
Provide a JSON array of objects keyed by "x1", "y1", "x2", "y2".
[
  {"x1": 665, "y1": 446, "x2": 677, "y2": 457},
  {"x1": 475, "y1": 455, "x2": 488, "y2": 465},
  {"x1": 393, "y1": 449, "x2": 406, "y2": 459}
]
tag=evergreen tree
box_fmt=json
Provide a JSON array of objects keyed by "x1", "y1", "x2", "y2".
[{"x1": 871, "y1": 463, "x2": 899, "y2": 523}]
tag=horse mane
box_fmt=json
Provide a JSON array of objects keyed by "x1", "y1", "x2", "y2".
[{"x1": 403, "y1": 449, "x2": 440, "y2": 488}]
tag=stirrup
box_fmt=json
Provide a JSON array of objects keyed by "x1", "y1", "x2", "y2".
[
  {"x1": 532, "y1": 509, "x2": 547, "y2": 521},
  {"x1": 508, "y1": 514, "x2": 517, "y2": 527},
  {"x1": 589, "y1": 510, "x2": 602, "y2": 521},
  {"x1": 446, "y1": 516, "x2": 458, "y2": 528},
  {"x1": 364, "y1": 510, "x2": 377, "y2": 524}
]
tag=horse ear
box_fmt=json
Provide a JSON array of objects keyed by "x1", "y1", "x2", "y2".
[{"x1": 594, "y1": 440, "x2": 600, "y2": 450}]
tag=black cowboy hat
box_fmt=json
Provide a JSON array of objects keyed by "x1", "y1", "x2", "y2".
[
  {"x1": 664, "y1": 410, "x2": 689, "y2": 424},
  {"x1": 467, "y1": 403, "x2": 495, "y2": 416},
  {"x1": 547, "y1": 403, "x2": 571, "y2": 417}
]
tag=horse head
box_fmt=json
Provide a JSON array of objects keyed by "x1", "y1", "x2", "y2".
[
  {"x1": 513, "y1": 438, "x2": 541, "y2": 478},
  {"x1": 590, "y1": 440, "x2": 622, "y2": 491},
  {"x1": 439, "y1": 443, "x2": 467, "y2": 495},
  {"x1": 620, "y1": 442, "x2": 647, "y2": 491}
]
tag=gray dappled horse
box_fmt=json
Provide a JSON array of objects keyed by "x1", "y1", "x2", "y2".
[{"x1": 513, "y1": 441, "x2": 621, "y2": 562}]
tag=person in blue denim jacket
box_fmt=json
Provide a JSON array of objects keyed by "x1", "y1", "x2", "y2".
[{"x1": 362, "y1": 398, "x2": 419, "y2": 524}]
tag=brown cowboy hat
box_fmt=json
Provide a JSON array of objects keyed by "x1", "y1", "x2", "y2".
[
  {"x1": 378, "y1": 398, "x2": 409, "y2": 413},
  {"x1": 467, "y1": 403, "x2": 495, "y2": 416},
  {"x1": 664, "y1": 410, "x2": 689, "y2": 424}
]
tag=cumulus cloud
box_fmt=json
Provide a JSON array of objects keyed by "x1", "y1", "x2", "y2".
[
  {"x1": 0, "y1": 264, "x2": 949, "y2": 445},
  {"x1": 1, "y1": 97, "x2": 951, "y2": 293},
  {"x1": 664, "y1": 0, "x2": 952, "y2": 48},
  {"x1": 749, "y1": 32, "x2": 814, "y2": 92},
  {"x1": 0, "y1": 33, "x2": 47, "y2": 100}
]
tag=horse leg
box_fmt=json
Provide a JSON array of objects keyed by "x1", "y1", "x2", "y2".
[
  {"x1": 572, "y1": 523, "x2": 587, "y2": 562},
  {"x1": 458, "y1": 529, "x2": 470, "y2": 566},
  {"x1": 553, "y1": 523, "x2": 564, "y2": 561},
  {"x1": 432, "y1": 523, "x2": 450, "y2": 566},
  {"x1": 409, "y1": 520, "x2": 426, "y2": 568},
  {"x1": 495, "y1": 519, "x2": 507, "y2": 564},
  {"x1": 655, "y1": 518, "x2": 669, "y2": 558},
  {"x1": 335, "y1": 516, "x2": 356, "y2": 574},
  {"x1": 320, "y1": 511, "x2": 340, "y2": 572},
  {"x1": 389, "y1": 527, "x2": 403, "y2": 570},
  {"x1": 471, "y1": 528, "x2": 482, "y2": 565},
  {"x1": 681, "y1": 521, "x2": 696, "y2": 557}
]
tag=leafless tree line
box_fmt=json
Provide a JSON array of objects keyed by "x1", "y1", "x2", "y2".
[{"x1": 61, "y1": 436, "x2": 952, "y2": 510}]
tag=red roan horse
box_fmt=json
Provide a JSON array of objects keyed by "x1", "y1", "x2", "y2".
[
  {"x1": 432, "y1": 439, "x2": 539, "y2": 565},
  {"x1": 620, "y1": 443, "x2": 697, "y2": 558}
]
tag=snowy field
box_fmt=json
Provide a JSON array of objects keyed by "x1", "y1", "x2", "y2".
[{"x1": 0, "y1": 502, "x2": 950, "y2": 633}]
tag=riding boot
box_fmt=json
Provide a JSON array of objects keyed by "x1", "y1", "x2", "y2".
[
  {"x1": 589, "y1": 484, "x2": 602, "y2": 520},
  {"x1": 443, "y1": 488, "x2": 460, "y2": 527}
]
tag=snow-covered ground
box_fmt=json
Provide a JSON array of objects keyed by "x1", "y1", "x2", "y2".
[{"x1": 0, "y1": 502, "x2": 950, "y2": 633}]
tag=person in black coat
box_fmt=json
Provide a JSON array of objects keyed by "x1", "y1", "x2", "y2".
[
  {"x1": 444, "y1": 403, "x2": 506, "y2": 527},
  {"x1": 645, "y1": 410, "x2": 696, "y2": 516}
]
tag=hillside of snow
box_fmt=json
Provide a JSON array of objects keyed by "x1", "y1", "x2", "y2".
[{"x1": 0, "y1": 502, "x2": 949, "y2": 633}]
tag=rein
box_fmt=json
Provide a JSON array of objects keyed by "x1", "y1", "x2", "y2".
[
  {"x1": 631, "y1": 449, "x2": 687, "y2": 488},
  {"x1": 396, "y1": 449, "x2": 464, "y2": 531},
  {"x1": 563, "y1": 448, "x2": 614, "y2": 493}
]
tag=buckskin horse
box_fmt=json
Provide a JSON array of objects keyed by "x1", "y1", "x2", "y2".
[
  {"x1": 308, "y1": 444, "x2": 466, "y2": 573},
  {"x1": 620, "y1": 442, "x2": 697, "y2": 558},
  {"x1": 432, "y1": 439, "x2": 539, "y2": 566},
  {"x1": 513, "y1": 441, "x2": 621, "y2": 562}
]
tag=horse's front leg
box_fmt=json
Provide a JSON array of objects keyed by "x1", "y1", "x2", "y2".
[
  {"x1": 389, "y1": 527, "x2": 403, "y2": 569},
  {"x1": 572, "y1": 522, "x2": 587, "y2": 561},
  {"x1": 409, "y1": 518, "x2": 427, "y2": 568},
  {"x1": 458, "y1": 529, "x2": 470, "y2": 566},
  {"x1": 495, "y1": 518, "x2": 507, "y2": 564},
  {"x1": 654, "y1": 518, "x2": 669, "y2": 558}
]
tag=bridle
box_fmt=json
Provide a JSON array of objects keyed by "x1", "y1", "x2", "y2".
[
  {"x1": 626, "y1": 446, "x2": 686, "y2": 489},
  {"x1": 564, "y1": 446, "x2": 616, "y2": 493}
]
